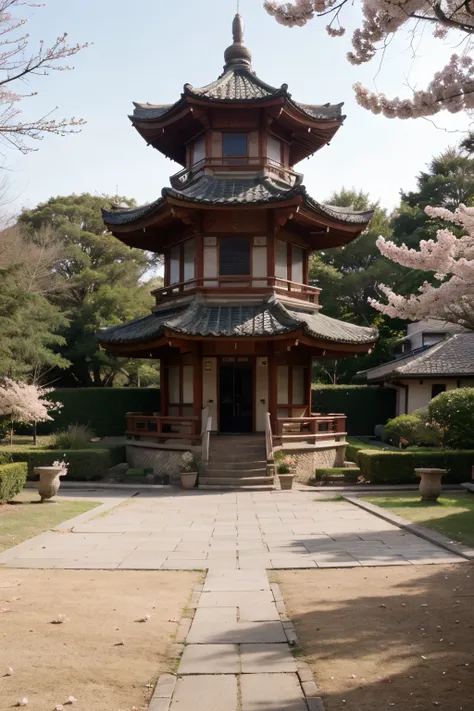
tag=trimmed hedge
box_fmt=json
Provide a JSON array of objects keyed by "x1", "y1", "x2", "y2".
[
  {"x1": 312, "y1": 386, "x2": 396, "y2": 436},
  {"x1": 32, "y1": 388, "x2": 161, "y2": 437},
  {"x1": 2, "y1": 445, "x2": 125, "y2": 481},
  {"x1": 0, "y1": 462, "x2": 27, "y2": 502},
  {"x1": 357, "y1": 449, "x2": 474, "y2": 485}
]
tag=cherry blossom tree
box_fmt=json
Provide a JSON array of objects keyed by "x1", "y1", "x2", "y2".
[
  {"x1": 0, "y1": 378, "x2": 61, "y2": 444},
  {"x1": 370, "y1": 203, "x2": 474, "y2": 329},
  {"x1": 0, "y1": 1, "x2": 88, "y2": 155},
  {"x1": 264, "y1": 1, "x2": 474, "y2": 119}
]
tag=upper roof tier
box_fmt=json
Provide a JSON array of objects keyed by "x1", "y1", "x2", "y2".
[{"x1": 130, "y1": 14, "x2": 345, "y2": 167}]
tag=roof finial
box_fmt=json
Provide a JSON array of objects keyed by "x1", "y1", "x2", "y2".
[{"x1": 224, "y1": 11, "x2": 252, "y2": 71}]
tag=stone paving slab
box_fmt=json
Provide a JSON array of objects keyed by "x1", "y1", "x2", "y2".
[
  {"x1": 170, "y1": 675, "x2": 238, "y2": 711},
  {"x1": 240, "y1": 644, "x2": 297, "y2": 673},
  {"x1": 241, "y1": 673, "x2": 307, "y2": 711},
  {"x1": 179, "y1": 644, "x2": 240, "y2": 674}
]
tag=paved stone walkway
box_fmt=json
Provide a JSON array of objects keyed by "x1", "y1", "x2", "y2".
[
  {"x1": 0, "y1": 490, "x2": 462, "y2": 569},
  {"x1": 0, "y1": 490, "x2": 464, "y2": 711}
]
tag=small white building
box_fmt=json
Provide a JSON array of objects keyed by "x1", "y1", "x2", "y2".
[{"x1": 358, "y1": 321, "x2": 474, "y2": 415}]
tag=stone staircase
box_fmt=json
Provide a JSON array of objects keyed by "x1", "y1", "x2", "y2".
[{"x1": 199, "y1": 435, "x2": 274, "y2": 490}]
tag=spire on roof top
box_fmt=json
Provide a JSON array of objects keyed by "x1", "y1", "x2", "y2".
[{"x1": 224, "y1": 13, "x2": 252, "y2": 71}]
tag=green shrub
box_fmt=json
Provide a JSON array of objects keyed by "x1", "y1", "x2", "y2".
[
  {"x1": 357, "y1": 449, "x2": 474, "y2": 485},
  {"x1": 385, "y1": 414, "x2": 422, "y2": 446},
  {"x1": 311, "y1": 386, "x2": 396, "y2": 436},
  {"x1": 385, "y1": 411, "x2": 443, "y2": 448},
  {"x1": 53, "y1": 424, "x2": 96, "y2": 450},
  {"x1": 28, "y1": 388, "x2": 161, "y2": 437},
  {"x1": 428, "y1": 388, "x2": 474, "y2": 449},
  {"x1": 345, "y1": 438, "x2": 377, "y2": 465},
  {"x1": 315, "y1": 467, "x2": 361, "y2": 483},
  {"x1": 3, "y1": 447, "x2": 125, "y2": 481},
  {"x1": 0, "y1": 462, "x2": 27, "y2": 502}
]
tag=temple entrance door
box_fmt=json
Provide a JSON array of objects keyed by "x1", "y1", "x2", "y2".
[{"x1": 219, "y1": 363, "x2": 254, "y2": 433}]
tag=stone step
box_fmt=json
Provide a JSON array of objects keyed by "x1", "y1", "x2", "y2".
[
  {"x1": 199, "y1": 476, "x2": 275, "y2": 489},
  {"x1": 204, "y1": 469, "x2": 268, "y2": 478},
  {"x1": 207, "y1": 460, "x2": 267, "y2": 470}
]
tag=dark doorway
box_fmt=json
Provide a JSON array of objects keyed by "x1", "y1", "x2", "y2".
[{"x1": 219, "y1": 363, "x2": 254, "y2": 433}]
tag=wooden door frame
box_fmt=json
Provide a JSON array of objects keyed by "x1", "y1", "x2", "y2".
[{"x1": 217, "y1": 356, "x2": 256, "y2": 433}]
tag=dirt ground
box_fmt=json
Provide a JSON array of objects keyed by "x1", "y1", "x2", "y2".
[
  {"x1": 278, "y1": 564, "x2": 474, "y2": 711},
  {"x1": 0, "y1": 570, "x2": 199, "y2": 711}
]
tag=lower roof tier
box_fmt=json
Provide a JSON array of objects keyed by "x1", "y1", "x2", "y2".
[{"x1": 98, "y1": 296, "x2": 377, "y2": 354}]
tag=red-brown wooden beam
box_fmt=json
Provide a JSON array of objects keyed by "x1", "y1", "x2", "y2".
[
  {"x1": 268, "y1": 341, "x2": 278, "y2": 432},
  {"x1": 193, "y1": 344, "x2": 203, "y2": 423}
]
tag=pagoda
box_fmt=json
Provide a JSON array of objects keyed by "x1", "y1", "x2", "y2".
[{"x1": 99, "y1": 15, "x2": 377, "y2": 485}]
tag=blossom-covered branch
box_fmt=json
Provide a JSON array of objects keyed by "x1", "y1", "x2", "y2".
[
  {"x1": 0, "y1": 1, "x2": 88, "y2": 154},
  {"x1": 370, "y1": 203, "x2": 474, "y2": 329},
  {"x1": 264, "y1": 0, "x2": 474, "y2": 119}
]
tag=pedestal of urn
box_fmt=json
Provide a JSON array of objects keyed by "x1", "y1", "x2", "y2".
[
  {"x1": 415, "y1": 468, "x2": 447, "y2": 502},
  {"x1": 34, "y1": 466, "x2": 67, "y2": 502}
]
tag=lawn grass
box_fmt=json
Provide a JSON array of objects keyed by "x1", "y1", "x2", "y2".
[
  {"x1": 0, "y1": 491, "x2": 100, "y2": 553},
  {"x1": 363, "y1": 493, "x2": 474, "y2": 547}
]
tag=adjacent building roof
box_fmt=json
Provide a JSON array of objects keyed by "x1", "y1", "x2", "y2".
[
  {"x1": 359, "y1": 332, "x2": 474, "y2": 381},
  {"x1": 98, "y1": 296, "x2": 377, "y2": 347},
  {"x1": 102, "y1": 174, "x2": 374, "y2": 227}
]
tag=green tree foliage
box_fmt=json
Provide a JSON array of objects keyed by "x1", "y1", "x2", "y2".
[
  {"x1": 391, "y1": 149, "x2": 474, "y2": 252},
  {"x1": 0, "y1": 227, "x2": 69, "y2": 379},
  {"x1": 310, "y1": 188, "x2": 404, "y2": 383},
  {"x1": 18, "y1": 194, "x2": 158, "y2": 387}
]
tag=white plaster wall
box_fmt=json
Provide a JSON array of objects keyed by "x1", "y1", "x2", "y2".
[
  {"x1": 204, "y1": 237, "x2": 218, "y2": 287},
  {"x1": 255, "y1": 357, "x2": 268, "y2": 431},
  {"x1": 401, "y1": 379, "x2": 468, "y2": 413},
  {"x1": 203, "y1": 358, "x2": 218, "y2": 430},
  {"x1": 252, "y1": 245, "x2": 267, "y2": 287}
]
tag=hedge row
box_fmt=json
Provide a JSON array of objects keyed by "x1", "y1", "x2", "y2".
[
  {"x1": 33, "y1": 388, "x2": 161, "y2": 437},
  {"x1": 357, "y1": 449, "x2": 474, "y2": 485},
  {"x1": 0, "y1": 445, "x2": 125, "y2": 481},
  {"x1": 0, "y1": 462, "x2": 27, "y2": 502},
  {"x1": 312, "y1": 386, "x2": 396, "y2": 436}
]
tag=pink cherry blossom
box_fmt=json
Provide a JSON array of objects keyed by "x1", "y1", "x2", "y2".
[
  {"x1": 264, "y1": 1, "x2": 474, "y2": 119},
  {"x1": 6, "y1": 666, "x2": 14, "y2": 675},
  {"x1": 370, "y1": 203, "x2": 474, "y2": 329},
  {"x1": 16, "y1": 699, "x2": 28, "y2": 707}
]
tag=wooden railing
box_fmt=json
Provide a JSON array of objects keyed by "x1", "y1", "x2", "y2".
[
  {"x1": 126, "y1": 413, "x2": 201, "y2": 442},
  {"x1": 201, "y1": 415, "x2": 212, "y2": 465},
  {"x1": 170, "y1": 158, "x2": 302, "y2": 190},
  {"x1": 275, "y1": 414, "x2": 347, "y2": 444},
  {"x1": 153, "y1": 276, "x2": 320, "y2": 305},
  {"x1": 265, "y1": 412, "x2": 274, "y2": 462}
]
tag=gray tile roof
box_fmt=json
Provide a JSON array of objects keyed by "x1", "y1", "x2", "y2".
[
  {"x1": 131, "y1": 67, "x2": 343, "y2": 124},
  {"x1": 102, "y1": 175, "x2": 374, "y2": 227},
  {"x1": 98, "y1": 297, "x2": 377, "y2": 346},
  {"x1": 361, "y1": 333, "x2": 474, "y2": 380}
]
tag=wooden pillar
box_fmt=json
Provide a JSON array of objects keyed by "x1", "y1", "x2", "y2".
[
  {"x1": 160, "y1": 358, "x2": 167, "y2": 416},
  {"x1": 193, "y1": 344, "x2": 203, "y2": 434},
  {"x1": 267, "y1": 212, "x2": 276, "y2": 283},
  {"x1": 268, "y1": 342, "x2": 278, "y2": 432},
  {"x1": 307, "y1": 355, "x2": 313, "y2": 416}
]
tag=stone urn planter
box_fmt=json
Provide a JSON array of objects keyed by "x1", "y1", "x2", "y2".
[
  {"x1": 34, "y1": 465, "x2": 68, "y2": 502},
  {"x1": 180, "y1": 472, "x2": 198, "y2": 489},
  {"x1": 278, "y1": 473, "x2": 294, "y2": 490},
  {"x1": 179, "y1": 451, "x2": 199, "y2": 490},
  {"x1": 415, "y1": 468, "x2": 447, "y2": 502}
]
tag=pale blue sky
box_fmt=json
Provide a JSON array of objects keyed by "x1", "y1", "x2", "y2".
[{"x1": 4, "y1": 0, "x2": 468, "y2": 215}]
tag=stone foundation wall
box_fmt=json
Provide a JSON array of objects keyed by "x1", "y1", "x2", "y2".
[
  {"x1": 286, "y1": 444, "x2": 347, "y2": 484},
  {"x1": 126, "y1": 444, "x2": 201, "y2": 485}
]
